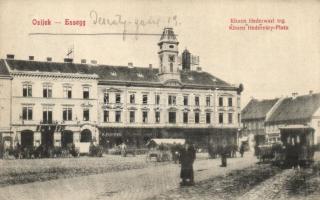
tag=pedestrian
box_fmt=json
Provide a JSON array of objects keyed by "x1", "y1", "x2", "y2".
[
  {"x1": 240, "y1": 143, "x2": 245, "y2": 157},
  {"x1": 179, "y1": 142, "x2": 196, "y2": 186},
  {"x1": 220, "y1": 145, "x2": 228, "y2": 167}
]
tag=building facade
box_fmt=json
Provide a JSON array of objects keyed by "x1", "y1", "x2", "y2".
[
  {"x1": 241, "y1": 98, "x2": 280, "y2": 148},
  {"x1": 0, "y1": 28, "x2": 242, "y2": 152},
  {"x1": 265, "y1": 92, "x2": 320, "y2": 144}
]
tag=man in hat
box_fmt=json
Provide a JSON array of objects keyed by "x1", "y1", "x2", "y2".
[{"x1": 179, "y1": 141, "x2": 196, "y2": 186}]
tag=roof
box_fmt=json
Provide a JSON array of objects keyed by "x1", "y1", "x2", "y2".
[
  {"x1": 241, "y1": 98, "x2": 279, "y2": 121},
  {"x1": 0, "y1": 59, "x2": 10, "y2": 76},
  {"x1": 266, "y1": 93, "x2": 320, "y2": 124},
  {"x1": 1, "y1": 59, "x2": 234, "y2": 88},
  {"x1": 5, "y1": 59, "x2": 95, "y2": 74},
  {"x1": 147, "y1": 139, "x2": 186, "y2": 146}
]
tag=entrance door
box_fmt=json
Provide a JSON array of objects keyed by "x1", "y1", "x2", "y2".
[
  {"x1": 21, "y1": 130, "x2": 34, "y2": 148},
  {"x1": 41, "y1": 126, "x2": 54, "y2": 147},
  {"x1": 61, "y1": 130, "x2": 73, "y2": 148}
]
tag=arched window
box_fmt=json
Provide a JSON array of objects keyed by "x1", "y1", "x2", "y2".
[
  {"x1": 170, "y1": 63, "x2": 173, "y2": 72},
  {"x1": 80, "y1": 129, "x2": 92, "y2": 142}
]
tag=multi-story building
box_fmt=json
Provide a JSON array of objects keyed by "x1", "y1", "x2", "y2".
[
  {"x1": 242, "y1": 92, "x2": 320, "y2": 146},
  {"x1": 0, "y1": 57, "x2": 99, "y2": 152},
  {"x1": 0, "y1": 60, "x2": 12, "y2": 157},
  {"x1": 265, "y1": 92, "x2": 320, "y2": 144},
  {"x1": 241, "y1": 98, "x2": 280, "y2": 148},
  {"x1": 0, "y1": 28, "x2": 242, "y2": 151}
]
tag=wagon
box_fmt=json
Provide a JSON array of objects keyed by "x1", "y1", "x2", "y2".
[{"x1": 145, "y1": 139, "x2": 185, "y2": 162}]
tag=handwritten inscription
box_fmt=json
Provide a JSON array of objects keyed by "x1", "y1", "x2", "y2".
[{"x1": 89, "y1": 10, "x2": 180, "y2": 39}]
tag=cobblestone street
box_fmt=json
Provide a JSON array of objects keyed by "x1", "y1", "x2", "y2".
[{"x1": 0, "y1": 153, "x2": 258, "y2": 200}]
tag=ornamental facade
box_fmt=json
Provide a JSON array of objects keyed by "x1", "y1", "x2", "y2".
[{"x1": 0, "y1": 28, "x2": 242, "y2": 152}]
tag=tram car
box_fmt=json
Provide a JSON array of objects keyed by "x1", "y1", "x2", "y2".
[{"x1": 273, "y1": 125, "x2": 315, "y2": 167}]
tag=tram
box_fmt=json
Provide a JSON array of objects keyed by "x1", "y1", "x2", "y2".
[{"x1": 274, "y1": 125, "x2": 315, "y2": 167}]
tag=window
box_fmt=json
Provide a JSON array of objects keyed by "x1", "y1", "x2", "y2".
[
  {"x1": 104, "y1": 93, "x2": 109, "y2": 104},
  {"x1": 206, "y1": 96, "x2": 210, "y2": 106},
  {"x1": 115, "y1": 111, "x2": 121, "y2": 122},
  {"x1": 183, "y1": 112, "x2": 188, "y2": 123},
  {"x1": 168, "y1": 95, "x2": 176, "y2": 105},
  {"x1": 228, "y1": 113, "x2": 233, "y2": 124},
  {"x1": 169, "y1": 112, "x2": 176, "y2": 124},
  {"x1": 170, "y1": 63, "x2": 173, "y2": 72},
  {"x1": 103, "y1": 110, "x2": 109, "y2": 122},
  {"x1": 23, "y1": 84, "x2": 32, "y2": 97},
  {"x1": 62, "y1": 107, "x2": 72, "y2": 121},
  {"x1": 83, "y1": 109, "x2": 90, "y2": 121},
  {"x1": 142, "y1": 111, "x2": 148, "y2": 123},
  {"x1": 115, "y1": 93, "x2": 121, "y2": 103},
  {"x1": 155, "y1": 94, "x2": 160, "y2": 105},
  {"x1": 219, "y1": 113, "x2": 223, "y2": 124},
  {"x1": 130, "y1": 94, "x2": 135, "y2": 104},
  {"x1": 195, "y1": 112, "x2": 200, "y2": 124},
  {"x1": 159, "y1": 55, "x2": 163, "y2": 67},
  {"x1": 195, "y1": 96, "x2": 200, "y2": 106},
  {"x1": 63, "y1": 86, "x2": 72, "y2": 99},
  {"x1": 22, "y1": 106, "x2": 33, "y2": 120},
  {"x1": 219, "y1": 97, "x2": 223, "y2": 107},
  {"x1": 228, "y1": 98, "x2": 233, "y2": 107},
  {"x1": 142, "y1": 95, "x2": 148, "y2": 104},
  {"x1": 83, "y1": 87, "x2": 89, "y2": 99},
  {"x1": 130, "y1": 111, "x2": 135, "y2": 123},
  {"x1": 155, "y1": 111, "x2": 160, "y2": 123},
  {"x1": 183, "y1": 96, "x2": 188, "y2": 106},
  {"x1": 238, "y1": 113, "x2": 241, "y2": 123},
  {"x1": 206, "y1": 113, "x2": 211, "y2": 124},
  {"x1": 237, "y1": 97, "x2": 240, "y2": 108},
  {"x1": 42, "y1": 107, "x2": 52, "y2": 123},
  {"x1": 43, "y1": 85, "x2": 52, "y2": 98}
]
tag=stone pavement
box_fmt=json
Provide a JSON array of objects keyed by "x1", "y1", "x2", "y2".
[{"x1": 0, "y1": 153, "x2": 257, "y2": 200}]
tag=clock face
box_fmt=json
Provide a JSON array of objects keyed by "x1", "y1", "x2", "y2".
[{"x1": 169, "y1": 55, "x2": 175, "y2": 62}]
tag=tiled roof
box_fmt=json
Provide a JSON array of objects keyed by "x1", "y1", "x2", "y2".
[
  {"x1": 2, "y1": 59, "x2": 234, "y2": 88},
  {"x1": 266, "y1": 93, "x2": 320, "y2": 124},
  {"x1": 5, "y1": 59, "x2": 94, "y2": 74},
  {"x1": 0, "y1": 59, "x2": 10, "y2": 76},
  {"x1": 241, "y1": 98, "x2": 279, "y2": 121}
]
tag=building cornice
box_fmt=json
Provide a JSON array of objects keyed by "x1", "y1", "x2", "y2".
[{"x1": 9, "y1": 70, "x2": 99, "y2": 80}]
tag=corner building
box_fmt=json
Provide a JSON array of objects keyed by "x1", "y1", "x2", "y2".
[
  {"x1": 94, "y1": 28, "x2": 243, "y2": 149},
  {"x1": 0, "y1": 28, "x2": 242, "y2": 151}
]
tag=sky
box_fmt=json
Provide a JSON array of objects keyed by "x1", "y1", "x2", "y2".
[{"x1": 0, "y1": 0, "x2": 319, "y2": 107}]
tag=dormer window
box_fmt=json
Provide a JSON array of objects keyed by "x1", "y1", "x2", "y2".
[
  {"x1": 110, "y1": 71, "x2": 117, "y2": 76},
  {"x1": 137, "y1": 73, "x2": 144, "y2": 78}
]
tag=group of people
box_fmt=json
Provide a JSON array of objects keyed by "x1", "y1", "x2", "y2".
[{"x1": 178, "y1": 142, "x2": 246, "y2": 186}]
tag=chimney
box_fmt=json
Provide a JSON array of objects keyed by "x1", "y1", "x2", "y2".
[
  {"x1": 81, "y1": 59, "x2": 87, "y2": 64},
  {"x1": 292, "y1": 92, "x2": 298, "y2": 99},
  {"x1": 6, "y1": 54, "x2": 14, "y2": 59},
  {"x1": 309, "y1": 90, "x2": 313, "y2": 95},
  {"x1": 46, "y1": 57, "x2": 52, "y2": 62},
  {"x1": 64, "y1": 58, "x2": 73, "y2": 63},
  {"x1": 29, "y1": 56, "x2": 34, "y2": 61},
  {"x1": 128, "y1": 62, "x2": 133, "y2": 68},
  {"x1": 149, "y1": 64, "x2": 152, "y2": 69},
  {"x1": 90, "y1": 60, "x2": 97, "y2": 65}
]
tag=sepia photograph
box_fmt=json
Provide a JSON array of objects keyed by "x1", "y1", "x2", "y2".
[{"x1": 0, "y1": 0, "x2": 319, "y2": 199}]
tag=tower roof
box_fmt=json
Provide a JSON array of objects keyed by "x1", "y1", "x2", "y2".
[{"x1": 159, "y1": 27, "x2": 178, "y2": 44}]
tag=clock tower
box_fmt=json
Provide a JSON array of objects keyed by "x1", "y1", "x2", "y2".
[{"x1": 158, "y1": 28, "x2": 180, "y2": 82}]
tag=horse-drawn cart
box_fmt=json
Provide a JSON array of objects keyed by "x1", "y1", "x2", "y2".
[{"x1": 146, "y1": 139, "x2": 185, "y2": 162}]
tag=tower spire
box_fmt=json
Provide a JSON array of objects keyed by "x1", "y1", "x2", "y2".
[{"x1": 158, "y1": 28, "x2": 180, "y2": 82}]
